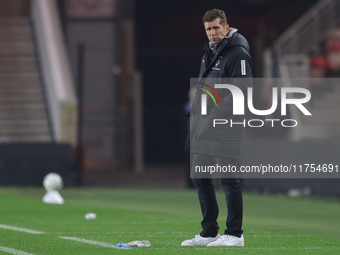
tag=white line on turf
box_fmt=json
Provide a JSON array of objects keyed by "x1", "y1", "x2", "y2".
[
  {"x1": 0, "y1": 224, "x2": 45, "y2": 235},
  {"x1": 59, "y1": 236, "x2": 117, "y2": 248},
  {"x1": 0, "y1": 246, "x2": 35, "y2": 255},
  {"x1": 239, "y1": 247, "x2": 340, "y2": 250}
]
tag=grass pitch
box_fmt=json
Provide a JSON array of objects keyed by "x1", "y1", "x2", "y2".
[{"x1": 0, "y1": 187, "x2": 339, "y2": 254}]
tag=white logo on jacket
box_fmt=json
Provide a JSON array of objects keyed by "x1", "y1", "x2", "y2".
[{"x1": 241, "y1": 60, "x2": 246, "y2": 75}]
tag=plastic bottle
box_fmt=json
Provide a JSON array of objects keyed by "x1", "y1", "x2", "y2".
[
  {"x1": 134, "y1": 241, "x2": 151, "y2": 247},
  {"x1": 115, "y1": 240, "x2": 151, "y2": 248}
]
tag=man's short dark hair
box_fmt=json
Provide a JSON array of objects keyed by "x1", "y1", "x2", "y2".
[{"x1": 202, "y1": 9, "x2": 227, "y2": 26}]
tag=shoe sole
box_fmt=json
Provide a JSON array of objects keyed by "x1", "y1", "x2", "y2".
[
  {"x1": 207, "y1": 241, "x2": 244, "y2": 247},
  {"x1": 181, "y1": 244, "x2": 208, "y2": 247}
]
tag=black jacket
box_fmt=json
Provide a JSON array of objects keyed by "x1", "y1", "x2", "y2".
[{"x1": 190, "y1": 28, "x2": 253, "y2": 158}]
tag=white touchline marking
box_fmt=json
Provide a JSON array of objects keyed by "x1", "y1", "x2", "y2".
[
  {"x1": 59, "y1": 236, "x2": 116, "y2": 248},
  {"x1": 0, "y1": 224, "x2": 45, "y2": 235},
  {"x1": 0, "y1": 246, "x2": 35, "y2": 255},
  {"x1": 241, "y1": 247, "x2": 340, "y2": 250}
]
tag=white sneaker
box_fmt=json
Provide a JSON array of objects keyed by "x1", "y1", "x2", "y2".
[
  {"x1": 181, "y1": 234, "x2": 221, "y2": 246},
  {"x1": 207, "y1": 234, "x2": 244, "y2": 247}
]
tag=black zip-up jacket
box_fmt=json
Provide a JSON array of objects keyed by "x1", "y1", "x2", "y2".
[{"x1": 190, "y1": 28, "x2": 253, "y2": 158}]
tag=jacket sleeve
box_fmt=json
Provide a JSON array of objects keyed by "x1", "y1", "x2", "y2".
[{"x1": 230, "y1": 53, "x2": 253, "y2": 79}]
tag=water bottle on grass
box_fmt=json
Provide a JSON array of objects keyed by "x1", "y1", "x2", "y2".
[
  {"x1": 115, "y1": 240, "x2": 151, "y2": 248},
  {"x1": 134, "y1": 241, "x2": 151, "y2": 247}
]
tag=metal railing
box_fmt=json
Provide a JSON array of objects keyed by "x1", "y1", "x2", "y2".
[
  {"x1": 31, "y1": 0, "x2": 77, "y2": 145},
  {"x1": 274, "y1": 0, "x2": 340, "y2": 57},
  {"x1": 264, "y1": 0, "x2": 340, "y2": 141},
  {"x1": 264, "y1": 0, "x2": 340, "y2": 78}
]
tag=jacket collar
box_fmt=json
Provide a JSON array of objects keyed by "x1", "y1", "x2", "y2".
[{"x1": 203, "y1": 38, "x2": 228, "y2": 71}]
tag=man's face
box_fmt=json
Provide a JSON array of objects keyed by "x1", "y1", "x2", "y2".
[{"x1": 204, "y1": 18, "x2": 229, "y2": 45}]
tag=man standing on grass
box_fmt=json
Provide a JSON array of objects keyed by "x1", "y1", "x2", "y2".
[{"x1": 182, "y1": 9, "x2": 253, "y2": 247}]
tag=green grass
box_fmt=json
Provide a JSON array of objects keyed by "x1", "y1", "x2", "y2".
[{"x1": 0, "y1": 187, "x2": 339, "y2": 254}]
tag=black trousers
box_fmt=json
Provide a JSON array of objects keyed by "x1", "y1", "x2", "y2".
[{"x1": 191, "y1": 154, "x2": 243, "y2": 238}]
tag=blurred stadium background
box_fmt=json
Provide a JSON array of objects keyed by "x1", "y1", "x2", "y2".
[{"x1": 0, "y1": 0, "x2": 339, "y2": 197}]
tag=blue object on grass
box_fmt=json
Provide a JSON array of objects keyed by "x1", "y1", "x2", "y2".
[{"x1": 115, "y1": 243, "x2": 130, "y2": 248}]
